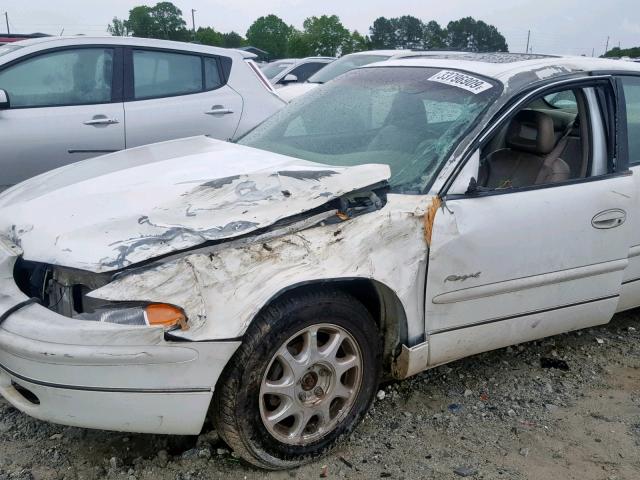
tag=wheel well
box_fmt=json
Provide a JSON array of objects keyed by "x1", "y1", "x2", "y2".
[{"x1": 260, "y1": 278, "x2": 409, "y2": 376}]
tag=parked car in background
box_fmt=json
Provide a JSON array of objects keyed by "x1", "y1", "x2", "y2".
[
  {"x1": 261, "y1": 56, "x2": 335, "y2": 87},
  {"x1": 276, "y1": 50, "x2": 469, "y2": 101},
  {"x1": 1, "y1": 54, "x2": 640, "y2": 469},
  {"x1": 0, "y1": 36, "x2": 285, "y2": 189}
]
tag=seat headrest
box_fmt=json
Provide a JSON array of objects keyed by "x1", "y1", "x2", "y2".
[{"x1": 506, "y1": 110, "x2": 555, "y2": 155}]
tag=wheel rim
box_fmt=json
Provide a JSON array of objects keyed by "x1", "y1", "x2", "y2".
[{"x1": 259, "y1": 323, "x2": 363, "y2": 446}]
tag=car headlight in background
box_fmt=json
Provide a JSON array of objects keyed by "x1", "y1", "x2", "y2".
[{"x1": 75, "y1": 303, "x2": 188, "y2": 331}]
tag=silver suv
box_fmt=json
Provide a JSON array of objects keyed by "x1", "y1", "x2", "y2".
[{"x1": 0, "y1": 36, "x2": 285, "y2": 189}]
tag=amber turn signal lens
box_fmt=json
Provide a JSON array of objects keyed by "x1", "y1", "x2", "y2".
[{"x1": 145, "y1": 304, "x2": 189, "y2": 330}]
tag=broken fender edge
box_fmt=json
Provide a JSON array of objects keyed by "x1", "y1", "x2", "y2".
[{"x1": 392, "y1": 342, "x2": 430, "y2": 379}]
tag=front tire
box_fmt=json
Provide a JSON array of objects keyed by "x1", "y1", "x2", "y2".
[{"x1": 212, "y1": 289, "x2": 380, "y2": 469}]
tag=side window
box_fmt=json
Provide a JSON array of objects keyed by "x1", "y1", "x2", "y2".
[
  {"x1": 287, "y1": 63, "x2": 326, "y2": 83},
  {"x1": 0, "y1": 48, "x2": 113, "y2": 107},
  {"x1": 621, "y1": 77, "x2": 640, "y2": 165},
  {"x1": 543, "y1": 90, "x2": 578, "y2": 112},
  {"x1": 478, "y1": 87, "x2": 596, "y2": 190},
  {"x1": 204, "y1": 57, "x2": 222, "y2": 90},
  {"x1": 133, "y1": 50, "x2": 202, "y2": 100}
]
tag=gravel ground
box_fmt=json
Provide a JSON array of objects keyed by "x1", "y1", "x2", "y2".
[{"x1": 0, "y1": 311, "x2": 638, "y2": 480}]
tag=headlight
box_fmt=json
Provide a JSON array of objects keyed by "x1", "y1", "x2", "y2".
[{"x1": 75, "y1": 303, "x2": 188, "y2": 331}]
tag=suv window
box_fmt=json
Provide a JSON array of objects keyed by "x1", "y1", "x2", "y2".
[
  {"x1": 204, "y1": 57, "x2": 222, "y2": 90},
  {"x1": 0, "y1": 48, "x2": 113, "y2": 108},
  {"x1": 133, "y1": 50, "x2": 202, "y2": 100},
  {"x1": 286, "y1": 62, "x2": 327, "y2": 83},
  {"x1": 621, "y1": 77, "x2": 640, "y2": 165}
]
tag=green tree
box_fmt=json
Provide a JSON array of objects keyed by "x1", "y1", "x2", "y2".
[
  {"x1": 221, "y1": 31, "x2": 246, "y2": 48},
  {"x1": 446, "y1": 17, "x2": 508, "y2": 52},
  {"x1": 341, "y1": 30, "x2": 369, "y2": 55},
  {"x1": 196, "y1": 26, "x2": 223, "y2": 46},
  {"x1": 246, "y1": 15, "x2": 292, "y2": 59},
  {"x1": 288, "y1": 30, "x2": 313, "y2": 57},
  {"x1": 369, "y1": 16, "x2": 396, "y2": 49},
  {"x1": 124, "y1": 5, "x2": 156, "y2": 38},
  {"x1": 423, "y1": 20, "x2": 446, "y2": 49},
  {"x1": 107, "y1": 17, "x2": 129, "y2": 36},
  {"x1": 114, "y1": 2, "x2": 189, "y2": 41},
  {"x1": 151, "y1": 1, "x2": 189, "y2": 40},
  {"x1": 302, "y1": 15, "x2": 350, "y2": 57},
  {"x1": 603, "y1": 46, "x2": 640, "y2": 58},
  {"x1": 394, "y1": 15, "x2": 423, "y2": 49}
]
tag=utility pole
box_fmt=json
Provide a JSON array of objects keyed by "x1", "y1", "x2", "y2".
[
  {"x1": 191, "y1": 9, "x2": 196, "y2": 40},
  {"x1": 604, "y1": 35, "x2": 610, "y2": 55},
  {"x1": 4, "y1": 12, "x2": 9, "y2": 35},
  {"x1": 525, "y1": 30, "x2": 530, "y2": 54},
  {"x1": 592, "y1": 47, "x2": 594, "y2": 57}
]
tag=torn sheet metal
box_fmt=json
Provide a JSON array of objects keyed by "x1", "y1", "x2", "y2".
[
  {"x1": 91, "y1": 194, "x2": 432, "y2": 339},
  {"x1": 0, "y1": 136, "x2": 390, "y2": 273}
]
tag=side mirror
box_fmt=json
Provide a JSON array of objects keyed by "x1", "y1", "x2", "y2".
[
  {"x1": 281, "y1": 74, "x2": 298, "y2": 84},
  {"x1": 0, "y1": 89, "x2": 9, "y2": 109}
]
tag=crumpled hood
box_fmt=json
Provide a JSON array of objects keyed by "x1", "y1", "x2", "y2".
[{"x1": 0, "y1": 136, "x2": 390, "y2": 273}]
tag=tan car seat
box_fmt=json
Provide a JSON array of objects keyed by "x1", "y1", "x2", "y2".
[{"x1": 482, "y1": 110, "x2": 571, "y2": 189}]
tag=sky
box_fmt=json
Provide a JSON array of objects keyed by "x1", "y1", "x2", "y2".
[{"x1": 1, "y1": 0, "x2": 638, "y2": 56}]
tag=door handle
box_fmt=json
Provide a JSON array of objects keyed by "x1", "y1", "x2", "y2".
[
  {"x1": 83, "y1": 117, "x2": 119, "y2": 126},
  {"x1": 591, "y1": 209, "x2": 627, "y2": 229},
  {"x1": 205, "y1": 105, "x2": 234, "y2": 115}
]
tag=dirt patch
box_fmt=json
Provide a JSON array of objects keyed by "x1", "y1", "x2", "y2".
[{"x1": 0, "y1": 311, "x2": 638, "y2": 480}]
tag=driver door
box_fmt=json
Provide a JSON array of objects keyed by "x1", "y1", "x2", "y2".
[{"x1": 424, "y1": 80, "x2": 633, "y2": 366}]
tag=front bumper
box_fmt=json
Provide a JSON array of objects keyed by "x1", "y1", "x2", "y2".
[{"x1": 0, "y1": 239, "x2": 240, "y2": 435}]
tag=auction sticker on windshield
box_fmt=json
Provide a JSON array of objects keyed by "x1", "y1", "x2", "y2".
[{"x1": 428, "y1": 70, "x2": 493, "y2": 94}]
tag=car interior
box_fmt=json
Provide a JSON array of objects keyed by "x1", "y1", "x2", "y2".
[{"x1": 477, "y1": 88, "x2": 591, "y2": 190}]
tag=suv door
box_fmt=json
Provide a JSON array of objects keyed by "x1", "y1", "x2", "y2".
[
  {"x1": 424, "y1": 80, "x2": 634, "y2": 366},
  {"x1": 617, "y1": 75, "x2": 640, "y2": 311},
  {"x1": 124, "y1": 48, "x2": 243, "y2": 147},
  {"x1": 0, "y1": 46, "x2": 124, "y2": 188}
]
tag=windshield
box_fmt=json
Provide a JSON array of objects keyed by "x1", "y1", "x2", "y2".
[
  {"x1": 262, "y1": 61, "x2": 294, "y2": 80},
  {"x1": 239, "y1": 67, "x2": 500, "y2": 193},
  {"x1": 0, "y1": 44, "x2": 23, "y2": 58},
  {"x1": 308, "y1": 54, "x2": 390, "y2": 84}
]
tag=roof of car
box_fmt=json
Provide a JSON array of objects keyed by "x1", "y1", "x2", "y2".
[
  {"x1": 5, "y1": 35, "x2": 255, "y2": 58},
  {"x1": 271, "y1": 57, "x2": 335, "y2": 63},
  {"x1": 370, "y1": 53, "x2": 640, "y2": 89}
]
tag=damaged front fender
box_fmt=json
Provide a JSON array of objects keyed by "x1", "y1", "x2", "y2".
[{"x1": 89, "y1": 195, "x2": 432, "y2": 341}]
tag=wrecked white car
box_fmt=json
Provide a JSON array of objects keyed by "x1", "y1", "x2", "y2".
[{"x1": 1, "y1": 53, "x2": 640, "y2": 469}]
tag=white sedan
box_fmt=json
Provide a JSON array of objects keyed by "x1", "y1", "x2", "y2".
[
  {"x1": 1, "y1": 54, "x2": 640, "y2": 469},
  {"x1": 276, "y1": 50, "x2": 468, "y2": 102},
  {"x1": 260, "y1": 56, "x2": 335, "y2": 87},
  {"x1": 0, "y1": 36, "x2": 285, "y2": 189}
]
